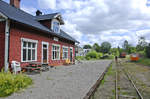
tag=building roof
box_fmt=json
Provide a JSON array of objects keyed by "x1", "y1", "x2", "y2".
[
  {"x1": 35, "y1": 13, "x2": 65, "y2": 25},
  {"x1": 35, "y1": 13, "x2": 58, "y2": 21},
  {"x1": 0, "y1": 0, "x2": 79, "y2": 43}
]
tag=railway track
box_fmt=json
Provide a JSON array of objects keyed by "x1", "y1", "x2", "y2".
[{"x1": 115, "y1": 61, "x2": 143, "y2": 99}]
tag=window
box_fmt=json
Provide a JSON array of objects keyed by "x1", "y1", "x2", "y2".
[
  {"x1": 62, "y1": 46, "x2": 68, "y2": 59},
  {"x1": 52, "y1": 20, "x2": 60, "y2": 33},
  {"x1": 52, "y1": 44, "x2": 60, "y2": 60},
  {"x1": 21, "y1": 38, "x2": 38, "y2": 62},
  {"x1": 54, "y1": 37, "x2": 59, "y2": 41}
]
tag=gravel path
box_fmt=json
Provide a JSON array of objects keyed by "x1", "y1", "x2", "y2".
[{"x1": 3, "y1": 60, "x2": 112, "y2": 99}]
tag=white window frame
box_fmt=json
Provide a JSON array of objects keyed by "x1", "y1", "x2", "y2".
[
  {"x1": 41, "y1": 42, "x2": 49, "y2": 63},
  {"x1": 62, "y1": 46, "x2": 68, "y2": 60},
  {"x1": 52, "y1": 44, "x2": 60, "y2": 60},
  {"x1": 21, "y1": 38, "x2": 38, "y2": 62},
  {"x1": 51, "y1": 19, "x2": 60, "y2": 33}
]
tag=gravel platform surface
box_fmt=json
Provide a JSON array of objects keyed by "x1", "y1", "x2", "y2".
[{"x1": 3, "y1": 60, "x2": 112, "y2": 99}]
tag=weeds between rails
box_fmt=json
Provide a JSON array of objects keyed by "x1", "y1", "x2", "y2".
[{"x1": 115, "y1": 60, "x2": 143, "y2": 99}]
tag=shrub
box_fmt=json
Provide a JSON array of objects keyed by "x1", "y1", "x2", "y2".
[
  {"x1": 145, "y1": 44, "x2": 150, "y2": 58},
  {"x1": 0, "y1": 71, "x2": 32, "y2": 97},
  {"x1": 97, "y1": 53, "x2": 103, "y2": 59},
  {"x1": 85, "y1": 51, "x2": 98, "y2": 60},
  {"x1": 76, "y1": 56, "x2": 85, "y2": 60},
  {"x1": 138, "y1": 50, "x2": 146, "y2": 57}
]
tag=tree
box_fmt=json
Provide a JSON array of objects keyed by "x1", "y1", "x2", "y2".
[
  {"x1": 122, "y1": 40, "x2": 130, "y2": 53},
  {"x1": 136, "y1": 37, "x2": 147, "y2": 51},
  {"x1": 101, "y1": 42, "x2": 111, "y2": 54},
  {"x1": 83, "y1": 44, "x2": 92, "y2": 49},
  {"x1": 145, "y1": 43, "x2": 150, "y2": 58},
  {"x1": 110, "y1": 48, "x2": 119, "y2": 56},
  {"x1": 93, "y1": 43, "x2": 101, "y2": 52}
]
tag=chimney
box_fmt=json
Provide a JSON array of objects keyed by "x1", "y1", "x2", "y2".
[
  {"x1": 36, "y1": 10, "x2": 42, "y2": 16},
  {"x1": 10, "y1": 0, "x2": 21, "y2": 8}
]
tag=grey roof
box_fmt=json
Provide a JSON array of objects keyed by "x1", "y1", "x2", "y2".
[
  {"x1": 34, "y1": 13, "x2": 58, "y2": 21},
  {"x1": 0, "y1": 0, "x2": 79, "y2": 43},
  {"x1": 60, "y1": 30, "x2": 78, "y2": 42}
]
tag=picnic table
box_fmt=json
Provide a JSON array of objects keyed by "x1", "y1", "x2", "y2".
[{"x1": 23, "y1": 62, "x2": 49, "y2": 73}]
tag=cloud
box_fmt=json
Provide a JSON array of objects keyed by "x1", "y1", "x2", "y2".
[
  {"x1": 38, "y1": 0, "x2": 56, "y2": 9},
  {"x1": 21, "y1": 5, "x2": 37, "y2": 15},
  {"x1": 37, "y1": 0, "x2": 150, "y2": 47}
]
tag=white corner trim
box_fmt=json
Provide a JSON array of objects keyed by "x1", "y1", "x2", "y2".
[
  {"x1": 0, "y1": 19, "x2": 5, "y2": 22},
  {"x1": 4, "y1": 20, "x2": 10, "y2": 72},
  {"x1": 54, "y1": 14, "x2": 61, "y2": 18},
  {"x1": 0, "y1": 12, "x2": 8, "y2": 19},
  {"x1": 21, "y1": 38, "x2": 38, "y2": 43}
]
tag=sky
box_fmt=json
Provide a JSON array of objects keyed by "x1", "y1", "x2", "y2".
[{"x1": 3, "y1": 0, "x2": 150, "y2": 47}]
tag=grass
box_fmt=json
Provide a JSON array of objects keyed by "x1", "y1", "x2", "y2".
[
  {"x1": 137, "y1": 58, "x2": 150, "y2": 66},
  {"x1": 101, "y1": 64, "x2": 114, "y2": 85},
  {"x1": 0, "y1": 71, "x2": 32, "y2": 97}
]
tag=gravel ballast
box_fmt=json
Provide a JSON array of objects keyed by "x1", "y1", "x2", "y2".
[{"x1": 4, "y1": 60, "x2": 112, "y2": 99}]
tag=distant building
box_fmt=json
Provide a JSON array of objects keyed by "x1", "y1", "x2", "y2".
[{"x1": 75, "y1": 46, "x2": 92, "y2": 56}]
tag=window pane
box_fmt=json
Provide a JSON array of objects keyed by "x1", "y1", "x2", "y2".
[
  {"x1": 43, "y1": 44, "x2": 47, "y2": 49},
  {"x1": 23, "y1": 42, "x2": 27, "y2": 47},
  {"x1": 32, "y1": 43, "x2": 35, "y2": 48},
  {"x1": 23, "y1": 49, "x2": 26, "y2": 61},
  {"x1": 28, "y1": 49, "x2": 31, "y2": 60},
  {"x1": 28, "y1": 42, "x2": 31, "y2": 48},
  {"x1": 32, "y1": 49, "x2": 35, "y2": 60}
]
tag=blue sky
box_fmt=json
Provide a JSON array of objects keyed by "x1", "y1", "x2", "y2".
[{"x1": 3, "y1": 0, "x2": 150, "y2": 47}]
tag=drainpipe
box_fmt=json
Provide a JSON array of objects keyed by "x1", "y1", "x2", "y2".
[{"x1": 4, "y1": 19, "x2": 10, "y2": 72}]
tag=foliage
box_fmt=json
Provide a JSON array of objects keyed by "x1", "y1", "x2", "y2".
[
  {"x1": 122, "y1": 40, "x2": 129, "y2": 51},
  {"x1": 85, "y1": 51, "x2": 98, "y2": 60},
  {"x1": 122, "y1": 40, "x2": 136, "y2": 54},
  {"x1": 110, "y1": 48, "x2": 119, "y2": 56},
  {"x1": 145, "y1": 43, "x2": 150, "y2": 58},
  {"x1": 76, "y1": 56, "x2": 85, "y2": 60},
  {"x1": 137, "y1": 58, "x2": 150, "y2": 66},
  {"x1": 92, "y1": 43, "x2": 101, "y2": 52},
  {"x1": 83, "y1": 44, "x2": 92, "y2": 49},
  {"x1": 138, "y1": 50, "x2": 146, "y2": 57},
  {"x1": 97, "y1": 53, "x2": 103, "y2": 59},
  {"x1": 136, "y1": 37, "x2": 147, "y2": 51},
  {"x1": 101, "y1": 42, "x2": 111, "y2": 54},
  {"x1": 129, "y1": 46, "x2": 136, "y2": 54},
  {"x1": 0, "y1": 71, "x2": 32, "y2": 97}
]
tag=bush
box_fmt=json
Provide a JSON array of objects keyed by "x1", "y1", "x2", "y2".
[
  {"x1": 76, "y1": 56, "x2": 85, "y2": 60},
  {"x1": 0, "y1": 71, "x2": 32, "y2": 97},
  {"x1": 145, "y1": 44, "x2": 150, "y2": 58},
  {"x1": 97, "y1": 53, "x2": 103, "y2": 59},
  {"x1": 138, "y1": 50, "x2": 146, "y2": 57},
  {"x1": 85, "y1": 51, "x2": 98, "y2": 60}
]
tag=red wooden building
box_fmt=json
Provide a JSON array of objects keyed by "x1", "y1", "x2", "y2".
[{"x1": 0, "y1": 0, "x2": 79, "y2": 71}]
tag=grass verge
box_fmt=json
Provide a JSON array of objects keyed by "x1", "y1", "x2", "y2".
[
  {"x1": 137, "y1": 58, "x2": 150, "y2": 66},
  {"x1": 0, "y1": 71, "x2": 32, "y2": 97}
]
